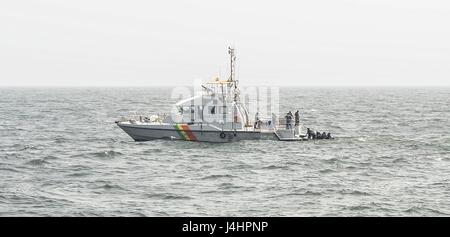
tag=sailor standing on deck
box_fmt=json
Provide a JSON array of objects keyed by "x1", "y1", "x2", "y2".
[
  {"x1": 254, "y1": 112, "x2": 260, "y2": 129},
  {"x1": 285, "y1": 111, "x2": 293, "y2": 129},
  {"x1": 294, "y1": 110, "x2": 300, "y2": 136}
]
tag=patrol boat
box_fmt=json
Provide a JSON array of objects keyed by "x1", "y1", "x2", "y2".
[{"x1": 116, "y1": 47, "x2": 328, "y2": 143}]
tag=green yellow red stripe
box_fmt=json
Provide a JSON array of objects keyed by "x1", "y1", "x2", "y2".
[{"x1": 174, "y1": 124, "x2": 197, "y2": 141}]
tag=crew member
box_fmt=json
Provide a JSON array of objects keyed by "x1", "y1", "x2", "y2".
[
  {"x1": 254, "y1": 112, "x2": 259, "y2": 129},
  {"x1": 285, "y1": 111, "x2": 293, "y2": 129},
  {"x1": 288, "y1": 111, "x2": 294, "y2": 129}
]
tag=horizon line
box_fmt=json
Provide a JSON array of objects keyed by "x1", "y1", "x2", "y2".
[{"x1": 1, "y1": 85, "x2": 450, "y2": 88}]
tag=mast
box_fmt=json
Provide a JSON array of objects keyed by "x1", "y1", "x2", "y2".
[
  {"x1": 228, "y1": 46, "x2": 240, "y2": 105},
  {"x1": 227, "y1": 46, "x2": 244, "y2": 128},
  {"x1": 228, "y1": 47, "x2": 237, "y2": 88}
]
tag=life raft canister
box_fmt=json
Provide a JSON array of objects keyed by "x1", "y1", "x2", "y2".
[{"x1": 219, "y1": 132, "x2": 226, "y2": 139}]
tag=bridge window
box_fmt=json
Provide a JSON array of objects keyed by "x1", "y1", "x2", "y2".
[{"x1": 209, "y1": 106, "x2": 216, "y2": 114}]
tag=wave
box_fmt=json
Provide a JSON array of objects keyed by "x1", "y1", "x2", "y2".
[
  {"x1": 201, "y1": 174, "x2": 237, "y2": 180},
  {"x1": 43, "y1": 155, "x2": 58, "y2": 160},
  {"x1": 345, "y1": 205, "x2": 372, "y2": 211},
  {"x1": 25, "y1": 159, "x2": 51, "y2": 166},
  {"x1": 90, "y1": 150, "x2": 123, "y2": 158},
  {"x1": 100, "y1": 184, "x2": 126, "y2": 190},
  {"x1": 227, "y1": 163, "x2": 254, "y2": 170},
  {"x1": 322, "y1": 157, "x2": 338, "y2": 164},
  {"x1": 144, "y1": 148, "x2": 163, "y2": 153},
  {"x1": 0, "y1": 167, "x2": 21, "y2": 173},
  {"x1": 392, "y1": 157, "x2": 408, "y2": 163},
  {"x1": 404, "y1": 206, "x2": 448, "y2": 216},
  {"x1": 17, "y1": 145, "x2": 39, "y2": 151},
  {"x1": 66, "y1": 172, "x2": 91, "y2": 177},
  {"x1": 285, "y1": 190, "x2": 322, "y2": 196},
  {"x1": 146, "y1": 193, "x2": 192, "y2": 200},
  {"x1": 338, "y1": 189, "x2": 371, "y2": 196},
  {"x1": 262, "y1": 165, "x2": 290, "y2": 170},
  {"x1": 67, "y1": 164, "x2": 92, "y2": 170},
  {"x1": 319, "y1": 168, "x2": 336, "y2": 174},
  {"x1": 54, "y1": 137, "x2": 66, "y2": 144}
]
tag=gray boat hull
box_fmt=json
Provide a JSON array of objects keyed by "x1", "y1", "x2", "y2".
[{"x1": 117, "y1": 122, "x2": 277, "y2": 143}]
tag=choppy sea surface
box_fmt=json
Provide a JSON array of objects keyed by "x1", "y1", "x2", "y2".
[{"x1": 0, "y1": 87, "x2": 449, "y2": 216}]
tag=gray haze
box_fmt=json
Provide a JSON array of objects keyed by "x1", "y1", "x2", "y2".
[{"x1": 1, "y1": 0, "x2": 450, "y2": 87}]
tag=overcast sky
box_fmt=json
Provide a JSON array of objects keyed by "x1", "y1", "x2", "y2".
[{"x1": 1, "y1": 0, "x2": 449, "y2": 87}]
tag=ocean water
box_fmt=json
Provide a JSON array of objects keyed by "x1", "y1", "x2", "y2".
[{"x1": 0, "y1": 87, "x2": 449, "y2": 216}]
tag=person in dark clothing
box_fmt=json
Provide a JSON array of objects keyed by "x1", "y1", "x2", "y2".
[
  {"x1": 285, "y1": 111, "x2": 293, "y2": 129},
  {"x1": 322, "y1": 132, "x2": 327, "y2": 139},
  {"x1": 294, "y1": 110, "x2": 300, "y2": 126}
]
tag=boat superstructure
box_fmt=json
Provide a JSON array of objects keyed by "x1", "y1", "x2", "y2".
[{"x1": 116, "y1": 47, "x2": 330, "y2": 143}]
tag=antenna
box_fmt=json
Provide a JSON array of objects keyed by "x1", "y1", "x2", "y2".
[
  {"x1": 227, "y1": 46, "x2": 241, "y2": 104},
  {"x1": 228, "y1": 46, "x2": 238, "y2": 89}
]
